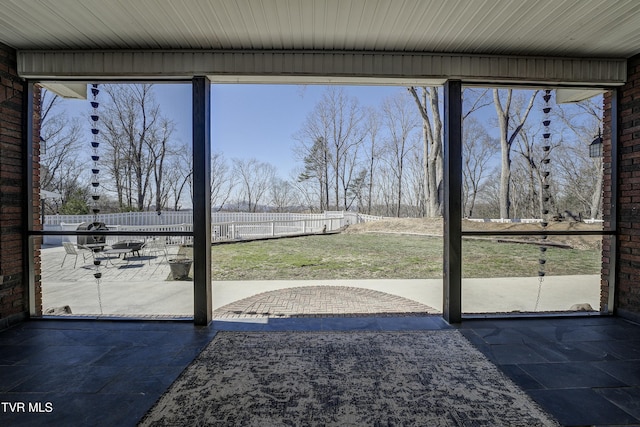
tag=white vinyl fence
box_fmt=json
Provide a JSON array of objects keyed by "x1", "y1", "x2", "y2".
[{"x1": 43, "y1": 211, "x2": 381, "y2": 246}]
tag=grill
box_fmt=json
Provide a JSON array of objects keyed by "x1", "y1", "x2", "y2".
[{"x1": 76, "y1": 221, "x2": 108, "y2": 246}]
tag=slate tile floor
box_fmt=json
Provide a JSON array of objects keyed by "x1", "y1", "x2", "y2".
[
  {"x1": 458, "y1": 316, "x2": 640, "y2": 426},
  {"x1": 0, "y1": 316, "x2": 638, "y2": 426}
]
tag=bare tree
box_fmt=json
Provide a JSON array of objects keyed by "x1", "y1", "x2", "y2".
[
  {"x1": 405, "y1": 150, "x2": 426, "y2": 217},
  {"x1": 462, "y1": 117, "x2": 499, "y2": 217},
  {"x1": 494, "y1": 89, "x2": 539, "y2": 218},
  {"x1": 232, "y1": 158, "x2": 276, "y2": 212},
  {"x1": 210, "y1": 151, "x2": 235, "y2": 211},
  {"x1": 362, "y1": 106, "x2": 382, "y2": 214},
  {"x1": 100, "y1": 84, "x2": 175, "y2": 211},
  {"x1": 295, "y1": 87, "x2": 365, "y2": 211},
  {"x1": 165, "y1": 143, "x2": 192, "y2": 211},
  {"x1": 147, "y1": 118, "x2": 175, "y2": 212},
  {"x1": 270, "y1": 177, "x2": 295, "y2": 212},
  {"x1": 408, "y1": 86, "x2": 443, "y2": 217},
  {"x1": 512, "y1": 124, "x2": 561, "y2": 218},
  {"x1": 39, "y1": 89, "x2": 87, "y2": 214},
  {"x1": 381, "y1": 92, "x2": 420, "y2": 217},
  {"x1": 289, "y1": 167, "x2": 321, "y2": 213},
  {"x1": 553, "y1": 97, "x2": 604, "y2": 218}
]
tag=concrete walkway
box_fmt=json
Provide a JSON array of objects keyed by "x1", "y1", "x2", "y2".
[{"x1": 41, "y1": 245, "x2": 601, "y2": 318}]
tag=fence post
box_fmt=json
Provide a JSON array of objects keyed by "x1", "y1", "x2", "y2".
[{"x1": 271, "y1": 220, "x2": 275, "y2": 236}]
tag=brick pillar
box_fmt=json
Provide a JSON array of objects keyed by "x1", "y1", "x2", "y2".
[
  {"x1": 0, "y1": 42, "x2": 26, "y2": 325},
  {"x1": 0, "y1": 42, "x2": 41, "y2": 327},
  {"x1": 33, "y1": 87, "x2": 42, "y2": 317},
  {"x1": 604, "y1": 54, "x2": 640, "y2": 320},
  {"x1": 601, "y1": 91, "x2": 613, "y2": 313}
]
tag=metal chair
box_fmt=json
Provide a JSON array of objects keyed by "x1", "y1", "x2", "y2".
[
  {"x1": 143, "y1": 238, "x2": 169, "y2": 264},
  {"x1": 61, "y1": 242, "x2": 91, "y2": 268}
]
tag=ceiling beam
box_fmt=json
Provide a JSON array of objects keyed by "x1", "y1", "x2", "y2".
[{"x1": 18, "y1": 50, "x2": 627, "y2": 87}]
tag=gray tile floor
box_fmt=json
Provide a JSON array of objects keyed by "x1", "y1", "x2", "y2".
[
  {"x1": 457, "y1": 317, "x2": 640, "y2": 426},
  {"x1": 0, "y1": 316, "x2": 638, "y2": 426}
]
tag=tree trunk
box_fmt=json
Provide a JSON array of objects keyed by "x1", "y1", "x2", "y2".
[
  {"x1": 409, "y1": 86, "x2": 443, "y2": 217},
  {"x1": 494, "y1": 89, "x2": 538, "y2": 219},
  {"x1": 590, "y1": 166, "x2": 603, "y2": 218}
]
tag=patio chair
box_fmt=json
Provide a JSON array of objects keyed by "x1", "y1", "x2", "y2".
[
  {"x1": 143, "y1": 238, "x2": 169, "y2": 264},
  {"x1": 61, "y1": 242, "x2": 92, "y2": 268}
]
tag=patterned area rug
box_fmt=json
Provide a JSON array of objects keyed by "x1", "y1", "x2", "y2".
[{"x1": 139, "y1": 331, "x2": 559, "y2": 426}]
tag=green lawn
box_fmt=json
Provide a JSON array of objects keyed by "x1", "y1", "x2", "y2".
[{"x1": 180, "y1": 233, "x2": 601, "y2": 280}]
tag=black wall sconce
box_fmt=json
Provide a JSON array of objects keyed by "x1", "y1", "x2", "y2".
[{"x1": 589, "y1": 130, "x2": 603, "y2": 158}]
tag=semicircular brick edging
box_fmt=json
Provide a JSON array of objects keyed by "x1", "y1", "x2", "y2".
[{"x1": 213, "y1": 285, "x2": 439, "y2": 319}]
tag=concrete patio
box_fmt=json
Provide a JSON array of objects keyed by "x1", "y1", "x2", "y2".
[{"x1": 41, "y1": 244, "x2": 602, "y2": 319}]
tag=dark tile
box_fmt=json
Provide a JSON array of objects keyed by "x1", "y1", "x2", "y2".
[
  {"x1": 10, "y1": 365, "x2": 122, "y2": 393},
  {"x1": 98, "y1": 365, "x2": 185, "y2": 394},
  {"x1": 456, "y1": 319, "x2": 503, "y2": 329},
  {"x1": 594, "y1": 360, "x2": 640, "y2": 386},
  {"x1": 211, "y1": 318, "x2": 279, "y2": 331},
  {"x1": 485, "y1": 343, "x2": 548, "y2": 364},
  {"x1": 264, "y1": 317, "x2": 325, "y2": 331},
  {"x1": 374, "y1": 316, "x2": 448, "y2": 331},
  {"x1": 0, "y1": 365, "x2": 46, "y2": 392},
  {"x1": 467, "y1": 342, "x2": 497, "y2": 363},
  {"x1": 498, "y1": 364, "x2": 545, "y2": 390},
  {"x1": 458, "y1": 319, "x2": 547, "y2": 331},
  {"x1": 18, "y1": 329, "x2": 111, "y2": 346},
  {"x1": 459, "y1": 329, "x2": 486, "y2": 346},
  {"x1": 596, "y1": 387, "x2": 640, "y2": 420},
  {"x1": 321, "y1": 316, "x2": 381, "y2": 331},
  {"x1": 0, "y1": 392, "x2": 158, "y2": 427},
  {"x1": 527, "y1": 388, "x2": 640, "y2": 426},
  {"x1": 2, "y1": 316, "x2": 639, "y2": 427},
  {"x1": 583, "y1": 339, "x2": 640, "y2": 360},
  {"x1": 0, "y1": 327, "x2": 46, "y2": 345},
  {"x1": 589, "y1": 324, "x2": 640, "y2": 341},
  {"x1": 519, "y1": 362, "x2": 626, "y2": 389},
  {"x1": 12, "y1": 344, "x2": 112, "y2": 366},
  {"x1": 91, "y1": 345, "x2": 181, "y2": 367},
  {"x1": 467, "y1": 327, "x2": 533, "y2": 344},
  {"x1": 528, "y1": 340, "x2": 620, "y2": 363},
  {"x1": 529, "y1": 325, "x2": 613, "y2": 342},
  {"x1": 0, "y1": 345, "x2": 42, "y2": 365},
  {"x1": 544, "y1": 316, "x2": 622, "y2": 327},
  {"x1": 79, "y1": 330, "x2": 175, "y2": 347}
]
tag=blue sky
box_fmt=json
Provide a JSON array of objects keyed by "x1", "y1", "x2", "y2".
[
  {"x1": 57, "y1": 83, "x2": 406, "y2": 178},
  {"x1": 151, "y1": 83, "x2": 407, "y2": 176},
  {"x1": 59, "y1": 83, "x2": 544, "y2": 178}
]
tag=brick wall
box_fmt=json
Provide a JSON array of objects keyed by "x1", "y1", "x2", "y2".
[
  {"x1": 33, "y1": 88, "x2": 42, "y2": 317},
  {"x1": 0, "y1": 42, "x2": 26, "y2": 325},
  {"x1": 601, "y1": 90, "x2": 613, "y2": 313},
  {"x1": 604, "y1": 54, "x2": 640, "y2": 320},
  {"x1": 0, "y1": 42, "x2": 41, "y2": 327}
]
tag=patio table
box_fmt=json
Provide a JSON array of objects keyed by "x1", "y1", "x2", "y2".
[
  {"x1": 111, "y1": 240, "x2": 144, "y2": 257},
  {"x1": 83, "y1": 243, "x2": 106, "y2": 252},
  {"x1": 102, "y1": 248, "x2": 136, "y2": 266}
]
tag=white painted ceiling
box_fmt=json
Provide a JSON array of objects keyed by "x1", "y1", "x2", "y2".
[{"x1": 0, "y1": 0, "x2": 639, "y2": 59}]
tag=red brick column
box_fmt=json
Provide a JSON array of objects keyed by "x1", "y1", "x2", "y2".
[
  {"x1": 0, "y1": 42, "x2": 41, "y2": 326},
  {"x1": 603, "y1": 54, "x2": 640, "y2": 320},
  {"x1": 33, "y1": 87, "x2": 42, "y2": 316},
  {"x1": 601, "y1": 90, "x2": 613, "y2": 313},
  {"x1": 0, "y1": 43, "x2": 26, "y2": 324}
]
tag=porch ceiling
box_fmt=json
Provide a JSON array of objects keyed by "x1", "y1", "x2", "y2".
[
  {"x1": 1, "y1": 1, "x2": 638, "y2": 89},
  {"x1": 0, "y1": 0, "x2": 639, "y2": 58}
]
